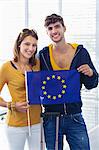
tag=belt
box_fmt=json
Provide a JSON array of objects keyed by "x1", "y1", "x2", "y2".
[{"x1": 41, "y1": 112, "x2": 81, "y2": 117}]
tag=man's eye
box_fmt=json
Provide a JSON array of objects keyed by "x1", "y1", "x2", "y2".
[
  {"x1": 55, "y1": 25, "x2": 60, "y2": 28},
  {"x1": 48, "y1": 27, "x2": 52, "y2": 30}
]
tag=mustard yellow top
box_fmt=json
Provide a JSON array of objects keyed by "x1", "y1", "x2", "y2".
[
  {"x1": 0, "y1": 60, "x2": 41, "y2": 127},
  {"x1": 49, "y1": 43, "x2": 78, "y2": 70}
]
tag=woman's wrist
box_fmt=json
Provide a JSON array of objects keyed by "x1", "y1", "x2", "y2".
[
  {"x1": 11, "y1": 102, "x2": 16, "y2": 111},
  {"x1": 7, "y1": 102, "x2": 16, "y2": 111},
  {"x1": 7, "y1": 102, "x2": 11, "y2": 110}
]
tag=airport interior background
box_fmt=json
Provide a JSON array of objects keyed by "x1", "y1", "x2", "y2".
[{"x1": 0, "y1": 0, "x2": 99, "y2": 149}]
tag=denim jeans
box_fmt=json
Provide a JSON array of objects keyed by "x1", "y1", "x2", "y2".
[{"x1": 43, "y1": 113, "x2": 90, "y2": 150}]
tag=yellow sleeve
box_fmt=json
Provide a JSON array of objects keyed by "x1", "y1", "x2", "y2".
[
  {"x1": 0, "y1": 63, "x2": 8, "y2": 91},
  {"x1": 0, "y1": 63, "x2": 8, "y2": 102}
]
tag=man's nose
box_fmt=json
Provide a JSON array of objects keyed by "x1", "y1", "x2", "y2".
[{"x1": 52, "y1": 28, "x2": 57, "y2": 34}]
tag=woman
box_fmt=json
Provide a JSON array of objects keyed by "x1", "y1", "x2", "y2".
[{"x1": 0, "y1": 28, "x2": 41, "y2": 150}]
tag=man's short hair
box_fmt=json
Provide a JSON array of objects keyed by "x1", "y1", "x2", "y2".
[{"x1": 44, "y1": 13, "x2": 65, "y2": 27}]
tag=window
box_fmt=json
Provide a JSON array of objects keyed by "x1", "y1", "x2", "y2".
[
  {"x1": 62, "y1": 0, "x2": 96, "y2": 61},
  {"x1": 0, "y1": 0, "x2": 25, "y2": 60},
  {"x1": 28, "y1": 0, "x2": 59, "y2": 49}
]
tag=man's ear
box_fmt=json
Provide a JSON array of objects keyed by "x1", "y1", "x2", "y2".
[
  {"x1": 46, "y1": 30, "x2": 50, "y2": 37},
  {"x1": 46, "y1": 29, "x2": 48, "y2": 35},
  {"x1": 64, "y1": 26, "x2": 66, "y2": 32}
]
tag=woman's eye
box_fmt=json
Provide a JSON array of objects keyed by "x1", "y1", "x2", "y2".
[
  {"x1": 25, "y1": 43, "x2": 30, "y2": 46},
  {"x1": 32, "y1": 44, "x2": 37, "y2": 47}
]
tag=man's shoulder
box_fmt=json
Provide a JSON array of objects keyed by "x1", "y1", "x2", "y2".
[
  {"x1": 77, "y1": 44, "x2": 89, "y2": 54},
  {"x1": 73, "y1": 43, "x2": 89, "y2": 54},
  {"x1": 39, "y1": 46, "x2": 49, "y2": 54}
]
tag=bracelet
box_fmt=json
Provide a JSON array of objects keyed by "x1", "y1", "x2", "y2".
[
  {"x1": 7, "y1": 102, "x2": 11, "y2": 110},
  {"x1": 11, "y1": 102, "x2": 16, "y2": 111}
]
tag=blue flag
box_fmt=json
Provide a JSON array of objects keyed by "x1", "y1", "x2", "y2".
[{"x1": 26, "y1": 69, "x2": 81, "y2": 105}]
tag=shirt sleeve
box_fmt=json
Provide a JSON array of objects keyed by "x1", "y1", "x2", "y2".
[{"x1": 0, "y1": 63, "x2": 8, "y2": 92}]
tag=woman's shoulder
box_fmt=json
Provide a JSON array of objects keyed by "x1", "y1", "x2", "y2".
[
  {"x1": 0, "y1": 60, "x2": 11, "y2": 70},
  {"x1": 0, "y1": 61, "x2": 11, "y2": 78}
]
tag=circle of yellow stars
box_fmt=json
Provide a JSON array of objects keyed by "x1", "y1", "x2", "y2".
[{"x1": 41, "y1": 75, "x2": 67, "y2": 100}]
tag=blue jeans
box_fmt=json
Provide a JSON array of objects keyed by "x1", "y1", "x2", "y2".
[{"x1": 43, "y1": 113, "x2": 90, "y2": 150}]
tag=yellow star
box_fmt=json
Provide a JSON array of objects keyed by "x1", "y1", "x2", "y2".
[
  {"x1": 52, "y1": 96, "x2": 56, "y2": 100},
  {"x1": 47, "y1": 95, "x2": 51, "y2": 99},
  {"x1": 63, "y1": 85, "x2": 67, "y2": 88},
  {"x1": 41, "y1": 86, "x2": 45, "y2": 89},
  {"x1": 57, "y1": 76, "x2": 61, "y2": 80},
  {"x1": 61, "y1": 80, "x2": 65, "y2": 83},
  {"x1": 52, "y1": 75, "x2": 55, "y2": 79},
  {"x1": 58, "y1": 94, "x2": 62, "y2": 98},
  {"x1": 43, "y1": 91, "x2": 47, "y2": 95},
  {"x1": 47, "y1": 77, "x2": 50, "y2": 80},
  {"x1": 62, "y1": 90, "x2": 65, "y2": 94},
  {"x1": 43, "y1": 81, "x2": 46, "y2": 84}
]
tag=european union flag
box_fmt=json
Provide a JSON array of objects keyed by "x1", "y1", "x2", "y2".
[{"x1": 25, "y1": 69, "x2": 81, "y2": 105}]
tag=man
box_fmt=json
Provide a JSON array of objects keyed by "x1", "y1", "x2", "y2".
[{"x1": 39, "y1": 14, "x2": 98, "y2": 150}]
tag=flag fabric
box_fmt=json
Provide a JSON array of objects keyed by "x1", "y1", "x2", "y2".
[{"x1": 25, "y1": 69, "x2": 81, "y2": 105}]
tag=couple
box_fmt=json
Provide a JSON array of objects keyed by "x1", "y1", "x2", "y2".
[{"x1": 0, "y1": 14, "x2": 98, "y2": 150}]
